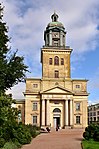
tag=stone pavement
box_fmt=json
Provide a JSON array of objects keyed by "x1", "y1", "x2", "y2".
[{"x1": 21, "y1": 129, "x2": 84, "y2": 149}]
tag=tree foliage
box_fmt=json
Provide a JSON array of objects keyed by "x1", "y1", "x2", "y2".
[
  {"x1": 0, "y1": 3, "x2": 28, "y2": 94},
  {"x1": 0, "y1": 4, "x2": 41, "y2": 148}
]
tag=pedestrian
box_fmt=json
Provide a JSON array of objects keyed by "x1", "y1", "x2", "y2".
[
  {"x1": 56, "y1": 126, "x2": 58, "y2": 131},
  {"x1": 46, "y1": 127, "x2": 50, "y2": 132}
]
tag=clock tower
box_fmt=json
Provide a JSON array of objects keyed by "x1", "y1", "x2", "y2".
[{"x1": 41, "y1": 12, "x2": 72, "y2": 79}]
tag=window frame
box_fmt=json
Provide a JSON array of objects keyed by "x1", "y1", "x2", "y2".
[
  {"x1": 75, "y1": 85, "x2": 80, "y2": 88},
  {"x1": 33, "y1": 84, "x2": 38, "y2": 88},
  {"x1": 61, "y1": 58, "x2": 64, "y2": 65},
  {"x1": 49, "y1": 58, "x2": 52, "y2": 65},
  {"x1": 54, "y1": 56, "x2": 59, "y2": 65},
  {"x1": 76, "y1": 103, "x2": 80, "y2": 111},
  {"x1": 54, "y1": 70, "x2": 59, "y2": 78},
  {"x1": 76, "y1": 116, "x2": 80, "y2": 124},
  {"x1": 33, "y1": 115, "x2": 37, "y2": 125},
  {"x1": 33, "y1": 102, "x2": 38, "y2": 111}
]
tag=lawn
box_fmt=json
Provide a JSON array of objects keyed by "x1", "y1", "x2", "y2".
[{"x1": 82, "y1": 139, "x2": 99, "y2": 149}]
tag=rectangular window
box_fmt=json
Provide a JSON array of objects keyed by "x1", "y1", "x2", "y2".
[
  {"x1": 33, "y1": 84, "x2": 38, "y2": 88},
  {"x1": 33, "y1": 116, "x2": 37, "y2": 125},
  {"x1": 55, "y1": 70, "x2": 59, "y2": 78},
  {"x1": 94, "y1": 117, "x2": 96, "y2": 121},
  {"x1": 93, "y1": 106, "x2": 96, "y2": 111},
  {"x1": 33, "y1": 102, "x2": 38, "y2": 111},
  {"x1": 90, "y1": 112, "x2": 92, "y2": 116},
  {"x1": 54, "y1": 40, "x2": 59, "y2": 46},
  {"x1": 97, "y1": 111, "x2": 99, "y2": 115},
  {"x1": 49, "y1": 58, "x2": 52, "y2": 65},
  {"x1": 76, "y1": 85, "x2": 80, "y2": 88},
  {"x1": 90, "y1": 117, "x2": 92, "y2": 121},
  {"x1": 76, "y1": 103, "x2": 80, "y2": 111},
  {"x1": 61, "y1": 58, "x2": 64, "y2": 65},
  {"x1": 93, "y1": 112, "x2": 96, "y2": 116},
  {"x1": 76, "y1": 116, "x2": 80, "y2": 124}
]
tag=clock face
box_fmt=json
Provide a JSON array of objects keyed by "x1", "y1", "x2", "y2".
[{"x1": 53, "y1": 32, "x2": 59, "y2": 38}]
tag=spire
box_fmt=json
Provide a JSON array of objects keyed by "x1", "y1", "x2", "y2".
[{"x1": 51, "y1": 12, "x2": 59, "y2": 22}]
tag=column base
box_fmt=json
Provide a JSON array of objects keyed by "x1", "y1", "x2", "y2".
[{"x1": 64, "y1": 125, "x2": 72, "y2": 129}]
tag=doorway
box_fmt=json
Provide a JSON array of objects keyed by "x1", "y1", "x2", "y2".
[
  {"x1": 53, "y1": 117, "x2": 60, "y2": 128},
  {"x1": 53, "y1": 108, "x2": 61, "y2": 128}
]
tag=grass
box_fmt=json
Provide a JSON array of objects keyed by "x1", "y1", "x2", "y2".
[{"x1": 82, "y1": 139, "x2": 99, "y2": 149}]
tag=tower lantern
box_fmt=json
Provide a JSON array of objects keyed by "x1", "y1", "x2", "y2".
[{"x1": 44, "y1": 12, "x2": 66, "y2": 47}]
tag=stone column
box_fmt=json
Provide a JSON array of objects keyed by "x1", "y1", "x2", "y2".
[
  {"x1": 49, "y1": 30, "x2": 52, "y2": 46},
  {"x1": 42, "y1": 99, "x2": 45, "y2": 126},
  {"x1": 60, "y1": 31, "x2": 63, "y2": 46},
  {"x1": 65, "y1": 100, "x2": 68, "y2": 126},
  {"x1": 46, "y1": 34, "x2": 48, "y2": 46},
  {"x1": 70, "y1": 100, "x2": 73, "y2": 126},
  {"x1": 46, "y1": 99, "x2": 50, "y2": 126}
]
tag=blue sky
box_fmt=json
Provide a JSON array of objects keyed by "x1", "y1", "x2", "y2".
[{"x1": 2, "y1": 0, "x2": 99, "y2": 104}]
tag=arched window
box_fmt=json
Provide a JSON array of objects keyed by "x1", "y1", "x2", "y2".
[
  {"x1": 54, "y1": 56, "x2": 59, "y2": 65},
  {"x1": 55, "y1": 70, "x2": 59, "y2": 78},
  {"x1": 53, "y1": 108, "x2": 61, "y2": 113}
]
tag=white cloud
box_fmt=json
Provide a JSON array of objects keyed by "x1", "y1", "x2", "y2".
[
  {"x1": 2, "y1": 0, "x2": 99, "y2": 99},
  {"x1": 88, "y1": 99, "x2": 99, "y2": 105},
  {"x1": 6, "y1": 82, "x2": 25, "y2": 99}
]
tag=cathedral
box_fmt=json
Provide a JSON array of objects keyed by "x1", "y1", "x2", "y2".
[{"x1": 16, "y1": 12, "x2": 88, "y2": 129}]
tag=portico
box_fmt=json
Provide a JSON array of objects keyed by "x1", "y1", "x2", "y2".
[{"x1": 41, "y1": 86, "x2": 74, "y2": 128}]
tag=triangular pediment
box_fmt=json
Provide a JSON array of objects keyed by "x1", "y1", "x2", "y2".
[{"x1": 40, "y1": 86, "x2": 74, "y2": 95}]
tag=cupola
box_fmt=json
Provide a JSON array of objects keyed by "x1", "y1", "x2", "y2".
[{"x1": 44, "y1": 12, "x2": 66, "y2": 47}]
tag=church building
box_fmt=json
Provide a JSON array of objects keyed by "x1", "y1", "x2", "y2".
[{"x1": 16, "y1": 12, "x2": 88, "y2": 129}]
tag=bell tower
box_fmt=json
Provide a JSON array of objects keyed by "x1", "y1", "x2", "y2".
[{"x1": 41, "y1": 12, "x2": 72, "y2": 79}]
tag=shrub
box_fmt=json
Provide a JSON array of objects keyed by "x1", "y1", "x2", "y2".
[
  {"x1": 15, "y1": 124, "x2": 32, "y2": 145},
  {"x1": 85, "y1": 123, "x2": 97, "y2": 138},
  {"x1": 83, "y1": 131, "x2": 90, "y2": 140},
  {"x1": 93, "y1": 130, "x2": 99, "y2": 141},
  {"x1": 83, "y1": 123, "x2": 99, "y2": 141},
  {"x1": 12, "y1": 138, "x2": 22, "y2": 148},
  {"x1": 0, "y1": 123, "x2": 40, "y2": 148},
  {"x1": 2, "y1": 141, "x2": 18, "y2": 149},
  {"x1": 0, "y1": 138, "x2": 6, "y2": 148},
  {"x1": 27, "y1": 125, "x2": 37, "y2": 137},
  {"x1": 26, "y1": 124, "x2": 40, "y2": 138}
]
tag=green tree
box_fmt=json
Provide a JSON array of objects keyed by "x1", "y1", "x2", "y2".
[
  {"x1": 0, "y1": 95, "x2": 18, "y2": 140},
  {"x1": 0, "y1": 3, "x2": 29, "y2": 146},
  {"x1": 0, "y1": 3, "x2": 28, "y2": 94}
]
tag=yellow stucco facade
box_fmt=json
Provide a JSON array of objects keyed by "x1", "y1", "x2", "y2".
[{"x1": 17, "y1": 12, "x2": 88, "y2": 129}]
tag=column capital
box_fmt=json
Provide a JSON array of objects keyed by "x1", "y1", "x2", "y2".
[
  {"x1": 65, "y1": 98, "x2": 68, "y2": 101},
  {"x1": 46, "y1": 99, "x2": 50, "y2": 101}
]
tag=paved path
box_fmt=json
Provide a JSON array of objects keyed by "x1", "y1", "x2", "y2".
[{"x1": 21, "y1": 129, "x2": 84, "y2": 149}]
